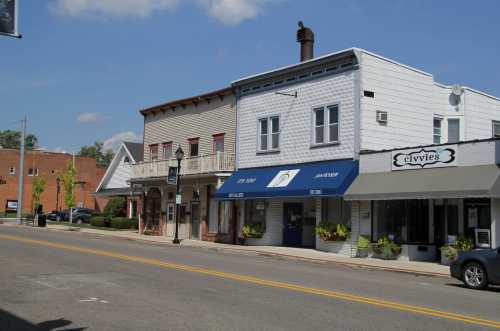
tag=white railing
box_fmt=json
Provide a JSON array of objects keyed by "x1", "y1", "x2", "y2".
[{"x1": 130, "y1": 152, "x2": 235, "y2": 180}]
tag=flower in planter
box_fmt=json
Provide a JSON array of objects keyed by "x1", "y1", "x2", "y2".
[
  {"x1": 356, "y1": 235, "x2": 371, "y2": 257},
  {"x1": 440, "y1": 236, "x2": 474, "y2": 263},
  {"x1": 372, "y1": 236, "x2": 401, "y2": 260},
  {"x1": 315, "y1": 221, "x2": 351, "y2": 241},
  {"x1": 242, "y1": 223, "x2": 265, "y2": 239}
]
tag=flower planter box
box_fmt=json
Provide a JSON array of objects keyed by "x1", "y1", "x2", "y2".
[
  {"x1": 316, "y1": 238, "x2": 352, "y2": 255},
  {"x1": 245, "y1": 237, "x2": 264, "y2": 246}
]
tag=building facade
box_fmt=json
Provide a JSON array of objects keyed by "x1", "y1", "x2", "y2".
[
  {"x1": 216, "y1": 44, "x2": 500, "y2": 257},
  {"x1": 130, "y1": 88, "x2": 237, "y2": 243},
  {"x1": 345, "y1": 139, "x2": 500, "y2": 262},
  {"x1": 95, "y1": 142, "x2": 143, "y2": 219},
  {"x1": 0, "y1": 149, "x2": 107, "y2": 214}
]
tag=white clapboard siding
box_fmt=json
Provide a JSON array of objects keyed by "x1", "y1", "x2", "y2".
[
  {"x1": 237, "y1": 71, "x2": 356, "y2": 169},
  {"x1": 103, "y1": 148, "x2": 132, "y2": 189},
  {"x1": 143, "y1": 96, "x2": 236, "y2": 162}
]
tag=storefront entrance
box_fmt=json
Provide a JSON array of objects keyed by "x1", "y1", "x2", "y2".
[
  {"x1": 144, "y1": 188, "x2": 161, "y2": 234},
  {"x1": 283, "y1": 203, "x2": 303, "y2": 247},
  {"x1": 191, "y1": 202, "x2": 201, "y2": 239}
]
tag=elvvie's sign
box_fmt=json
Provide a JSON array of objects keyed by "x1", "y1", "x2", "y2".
[{"x1": 392, "y1": 145, "x2": 457, "y2": 171}]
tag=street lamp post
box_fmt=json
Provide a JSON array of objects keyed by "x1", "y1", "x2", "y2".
[
  {"x1": 56, "y1": 177, "x2": 60, "y2": 212},
  {"x1": 173, "y1": 145, "x2": 184, "y2": 244}
]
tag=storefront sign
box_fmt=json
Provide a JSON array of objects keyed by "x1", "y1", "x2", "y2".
[
  {"x1": 267, "y1": 169, "x2": 300, "y2": 188},
  {"x1": 167, "y1": 167, "x2": 177, "y2": 185},
  {"x1": 175, "y1": 194, "x2": 182, "y2": 205},
  {"x1": 392, "y1": 145, "x2": 457, "y2": 171},
  {"x1": 5, "y1": 200, "x2": 17, "y2": 212}
]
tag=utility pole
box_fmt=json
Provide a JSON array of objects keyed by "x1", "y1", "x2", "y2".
[
  {"x1": 69, "y1": 152, "x2": 75, "y2": 227},
  {"x1": 16, "y1": 115, "x2": 26, "y2": 225}
]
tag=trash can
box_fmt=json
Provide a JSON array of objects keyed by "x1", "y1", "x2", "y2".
[{"x1": 38, "y1": 214, "x2": 46, "y2": 227}]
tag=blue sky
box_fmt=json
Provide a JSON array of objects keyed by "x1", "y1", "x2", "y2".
[{"x1": 1, "y1": 0, "x2": 500, "y2": 153}]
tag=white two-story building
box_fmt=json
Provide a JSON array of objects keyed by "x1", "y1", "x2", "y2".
[{"x1": 216, "y1": 23, "x2": 500, "y2": 260}]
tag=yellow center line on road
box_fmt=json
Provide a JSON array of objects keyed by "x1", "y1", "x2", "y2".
[{"x1": 1, "y1": 233, "x2": 499, "y2": 329}]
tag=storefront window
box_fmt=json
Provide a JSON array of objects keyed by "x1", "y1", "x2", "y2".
[
  {"x1": 245, "y1": 200, "x2": 266, "y2": 230},
  {"x1": 464, "y1": 198, "x2": 491, "y2": 238},
  {"x1": 218, "y1": 201, "x2": 232, "y2": 234},
  {"x1": 374, "y1": 200, "x2": 429, "y2": 244},
  {"x1": 321, "y1": 198, "x2": 350, "y2": 225}
]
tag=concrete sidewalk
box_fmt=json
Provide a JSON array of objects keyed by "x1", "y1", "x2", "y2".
[{"x1": 1, "y1": 221, "x2": 450, "y2": 278}]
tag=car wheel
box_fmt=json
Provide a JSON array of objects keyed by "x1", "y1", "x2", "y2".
[{"x1": 462, "y1": 262, "x2": 488, "y2": 289}]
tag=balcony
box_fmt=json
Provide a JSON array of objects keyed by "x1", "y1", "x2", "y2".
[{"x1": 130, "y1": 152, "x2": 235, "y2": 180}]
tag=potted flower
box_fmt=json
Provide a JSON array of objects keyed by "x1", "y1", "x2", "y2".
[
  {"x1": 241, "y1": 223, "x2": 265, "y2": 240},
  {"x1": 356, "y1": 235, "x2": 371, "y2": 258},
  {"x1": 440, "y1": 236, "x2": 473, "y2": 265},
  {"x1": 372, "y1": 236, "x2": 401, "y2": 260},
  {"x1": 315, "y1": 221, "x2": 352, "y2": 254}
]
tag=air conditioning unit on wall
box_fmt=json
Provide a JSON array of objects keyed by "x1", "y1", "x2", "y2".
[{"x1": 376, "y1": 110, "x2": 388, "y2": 124}]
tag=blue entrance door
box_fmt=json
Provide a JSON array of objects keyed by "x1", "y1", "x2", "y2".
[{"x1": 283, "y1": 203, "x2": 303, "y2": 247}]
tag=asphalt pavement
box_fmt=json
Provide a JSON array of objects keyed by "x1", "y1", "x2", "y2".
[{"x1": 0, "y1": 225, "x2": 499, "y2": 331}]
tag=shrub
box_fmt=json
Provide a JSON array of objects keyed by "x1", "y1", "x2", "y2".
[
  {"x1": 315, "y1": 221, "x2": 351, "y2": 241},
  {"x1": 357, "y1": 235, "x2": 371, "y2": 252},
  {"x1": 90, "y1": 216, "x2": 109, "y2": 228},
  {"x1": 110, "y1": 217, "x2": 138, "y2": 230},
  {"x1": 440, "y1": 236, "x2": 474, "y2": 261},
  {"x1": 103, "y1": 197, "x2": 126, "y2": 218},
  {"x1": 372, "y1": 236, "x2": 401, "y2": 260},
  {"x1": 242, "y1": 223, "x2": 265, "y2": 239}
]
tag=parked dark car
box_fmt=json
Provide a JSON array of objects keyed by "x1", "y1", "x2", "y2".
[
  {"x1": 56, "y1": 208, "x2": 95, "y2": 224},
  {"x1": 450, "y1": 247, "x2": 500, "y2": 289},
  {"x1": 45, "y1": 210, "x2": 65, "y2": 222}
]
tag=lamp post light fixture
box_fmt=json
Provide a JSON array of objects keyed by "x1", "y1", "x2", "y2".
[
  {"x1": 56, "y1": 177, "x2": 61, "y2": 212},
  {"x1": 173, "y1": 145, "x2": 184, "y2": 244}
]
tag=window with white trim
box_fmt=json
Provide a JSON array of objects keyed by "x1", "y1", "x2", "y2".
[
  {"x1": 167, "y1": 203, "x2": 175, "y2": 222},
  {"x1": 493, "y1": 121, "x2": 500, "y2": 138},
  {"x1": 28, "y1": 168, "x2": 34, "y2": 176},
  {"x1": 447, "y1": 118, "x2": 460, "y2": 143},
  {"x1": 313, "y1": 104, "x2": 339, "y2": 145},
  {"x1": 258, "y1": 116, "x2": 280, "y2": 152},
  {"x1": 163, "y1": 142, "x2": 172, "y2": 160},
  {"x1": 433, "y1": 117, "x2": 442, "y2": 144}
]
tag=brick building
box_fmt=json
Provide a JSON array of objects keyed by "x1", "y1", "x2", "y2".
[{"x1": 0, "y1": 149, "x2": 107, "y2": 214}]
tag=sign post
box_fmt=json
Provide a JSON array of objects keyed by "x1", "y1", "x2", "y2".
[{"x1": 0, "y1": 0, "x2": 21, "y2": 38}]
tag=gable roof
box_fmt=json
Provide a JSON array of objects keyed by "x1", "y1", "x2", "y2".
[{"x1": 123, "y1": 142, "x2": 143, "y2": 162}]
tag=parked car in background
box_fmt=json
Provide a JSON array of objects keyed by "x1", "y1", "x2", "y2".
[
  {"x1": 45, "y1": 210, "x2": 65, "y2": 222},
  {"x1": 55, "y1": 208, "x2": 95, "y2": 224},
  {"x1": 450, "y1": 247, "x2": 500, "y2": 289}
]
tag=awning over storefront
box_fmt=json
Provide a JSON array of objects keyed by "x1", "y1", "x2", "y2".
[
  {"x1": 215, "y1": 160, "x2": 358, "y2": 200},
  {"x1": 344, "y1": 164, "x2": 500, "y2": 200}
]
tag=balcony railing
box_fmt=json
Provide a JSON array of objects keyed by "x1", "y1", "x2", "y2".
[{"x1": 130, "y1": 152, "x2": 235, "y2": 180}]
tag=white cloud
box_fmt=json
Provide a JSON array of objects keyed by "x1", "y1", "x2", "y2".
[
  {"x1": 199, "y1": 0, "x2": 271, "y2": 25},
  {"x1": 49, "y1": 0, "x2": 179, "y2": 18},
  {"x1": 77, "y1": 112, "x2": 107, "y2": 124},
  {"x1": 49, "y1": 0, "x2": 278, "y2": 25},
  {"x1": 103, "y1": 131, "x2": 142, "y2": 152}
]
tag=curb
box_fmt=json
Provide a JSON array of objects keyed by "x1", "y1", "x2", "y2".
[{"x1": 2, "y1": 223, "x2": 450, "y2": 279}]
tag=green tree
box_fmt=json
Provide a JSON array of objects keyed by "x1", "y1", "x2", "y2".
[
  {"x1": 60, "y1": 163, "x2": 77, "y2": 212},
  {"x1": 103, "y1": 197, "x2": 127, "y2": 218},
  {"x1": 78, "y1": 141, "x2": 114, "y2": 167},
  {"x1": 0, "y1": 130, "x2": 38, "y2": 149},
  {"x1": 32, "y1": 176, "x2": 47, "y2": 213}
]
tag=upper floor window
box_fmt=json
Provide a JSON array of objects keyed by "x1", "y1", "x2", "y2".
[
  {"x1": 433, "y1": 117, "x2": 442, "y2": 144},
  {"x1": 123, "y1": 156, "x2": 130, "y2": 163},
  {"x1": 213, "y1": 134, "x2": 225, "y2": 153},
  {"x1": 493, "y1": 121, "x2": 500, "y2": 138},
  {"x1": 9, "y1": 167, "x2": 15, "y2": 175},
  {"x1": 34, "y1": 168, "x2": 39, "y2": 176},
  {"x1": 163, "y1": 142, "x2": 172, "y2": 160},
  {"x1": 258, "y1": 116, "x2": 280, "y2": 152},
  {"x1": 447, "y1": 118, "x2": 460, "y2": 143},
  {"x1": 28, "y1": 168, "x2": 34, "y2": 176},
  {"x1": 312, "y1": 104, "x2": 339, "y2": 146},
  {"x1": 149, "y1": 144, "x2": 158, "y2": 161},
  {"x1": 189, "y1": 138, "x2": 199, "y2": 157}
]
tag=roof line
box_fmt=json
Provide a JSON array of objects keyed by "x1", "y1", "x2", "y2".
[
  {"x1": 140, "y1": 87, "x2": 233, "y2": 115},
  {"x1": 95, "y1": 143, "x2": 131, "y2": 193}
]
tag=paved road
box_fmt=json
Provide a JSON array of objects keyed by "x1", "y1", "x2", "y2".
[{"x1": 0, "y1": 225, "x2": 499, "y2": 331}]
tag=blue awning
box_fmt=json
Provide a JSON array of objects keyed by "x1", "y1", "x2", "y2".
[{"x1": 215, "y1": 160, "x2": 358, "y2": 200}]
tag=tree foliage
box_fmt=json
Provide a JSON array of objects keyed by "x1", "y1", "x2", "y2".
[
  {"x1": 32, "y1": 176, "x2": 47, "y2": 212},
  {"x1": 0, "y1": 130, "x2": 38, "y2": 149},
  {"x1": 60, "y1": 163, "x2": 77, "y2": 209},
  {"x1": 103, "y1": 197, "x2": 126, "y2": 218},
  {"x1": 78, "y1": 141, "x2": 114, "y2": 167}
]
